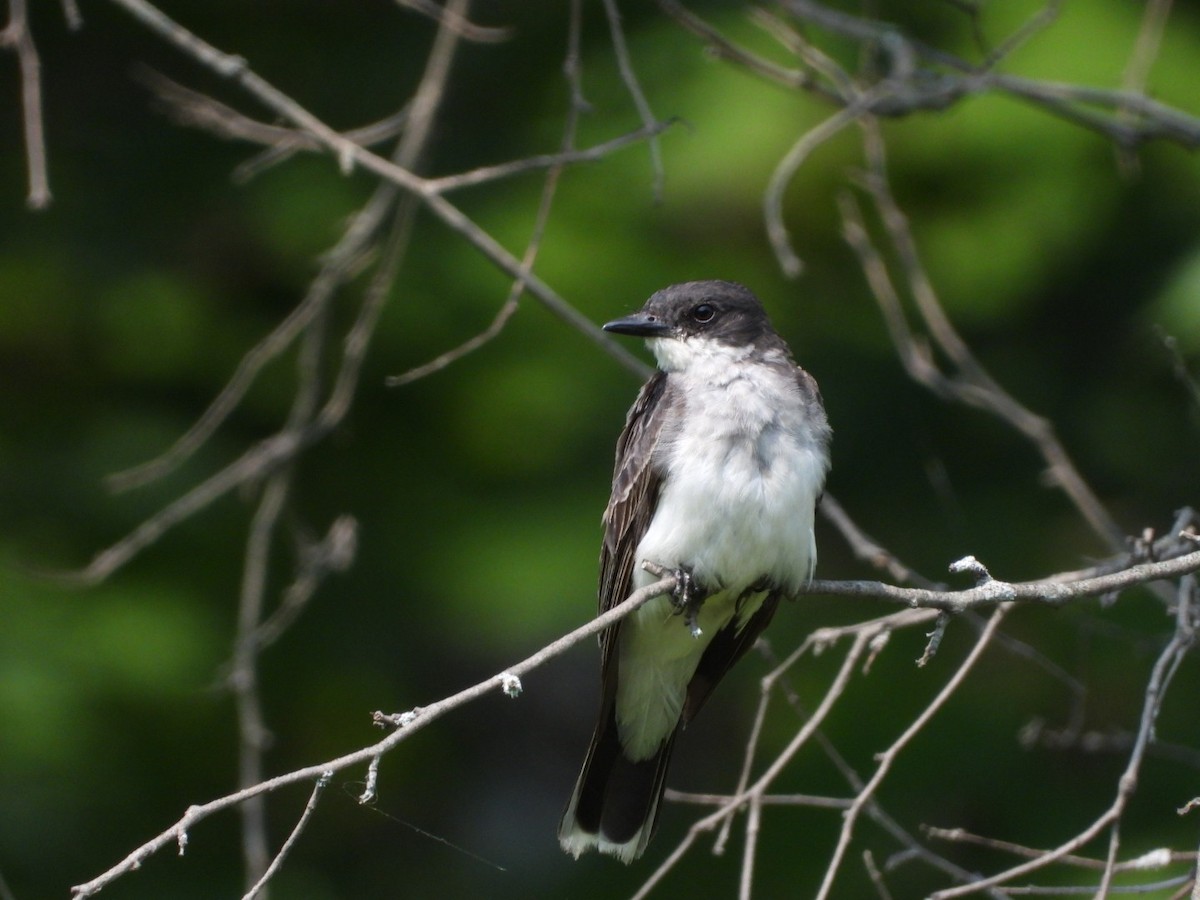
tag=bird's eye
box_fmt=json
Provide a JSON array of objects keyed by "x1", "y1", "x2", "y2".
[{"x1": 691, "y1": 304, "x2": 715, "y2": 323}]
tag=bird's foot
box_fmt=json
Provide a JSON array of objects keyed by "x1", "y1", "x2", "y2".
[{"x1": 669, "y1": 566, "x2": 706, "y2": 638}]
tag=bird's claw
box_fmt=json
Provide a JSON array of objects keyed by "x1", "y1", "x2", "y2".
[{"x1": 669, "y1": 567, "x2": 705, "y2": 638}]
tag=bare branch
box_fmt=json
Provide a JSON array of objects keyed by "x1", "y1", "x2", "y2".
[
  {"x1": 864, "y1": 849, "x2": 896, "y2": 900},
  {"x1": 69, "y1": 573, "x2": 678, "y2": 898},
  {"x1": 601, "y1": 0, "x2": 666, "y2": 201},
  {"x1": 815, "y1": 604, "x2": 1010, "y2": 899},
  {"x1": 925, "y1": 826, "x2": 1196, "y2": 873},
  {"x1": 751, "y1": 633, "x2": 1011, "y2": 897},
  {"x1": 231, "y1": 474, "x2": 289, "y2": 889},
  {"x1": 662, "y1": 0, "x2": 1200, "y2": 148},
  {"x1": 1158, "y1": 329, "x2": 1200, "y2": 414},
  {"x1": 738, "y1": 792, "x2": 762, "y2": 900},
  {"x1": 667, "y1": 789, "x2": 851, "y2": 811},
  {"x1": 1116, "y1": 0, "x2": 1174, "y2": 172},
  {"x1": 136, "y1": 67, "x2": 411, "y2": 180},
  {"x1": 979, "y1": 0, "x2": 1062, "y2": 70},
  {"x1": 139, "y1": 68, "x2": 675, "y2": 196},
  {"x1": 632, "y1": 626, "x2": 874, "y2": 900},
  {"x1": 104, "y1": 0, "x2": 650, "y2": 377},
  {"x1": 89, "y1": 0, "x2": 659, "y2": 587},
  {"x1": 424, "y1": 120, "x2": 677, "y2": 195},
  {"x1": 765, "y1": 102, "x2": 871, "y2": 277},
  {"x1": 249, "y1": 515, "x2": 357, "y2": 652},
  {"x1": 655, "y1": 0, "x2": 832, "y2": 97},
  {"x1": 105, "y1": 185, "x2": 394, "y2": 492},
  {"x1": 819, "y1": 493, "x2": 943, "y2": 590},
  {"x1": 806, "y1": 546, "x2": 1200, "y2": 612},
  {"x1": 840, "y1": 131, "x2": 1129, "y2": 551},
  {"x1": 928, "y1": 582, "x2": 1197, "y2": 898},
  {"x1": 389, "y1": 0, "x2": 592, "y2": 388},
  {"x1": 2, "y1": 0, "x2": 51, "y2": 208},
  {"x1": 393, "y1": 0, "x2": 513, "y2": 43}
]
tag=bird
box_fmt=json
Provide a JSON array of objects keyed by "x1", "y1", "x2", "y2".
[{"x1": 558, "y1": 280, "x2": 831, "y2": 862}]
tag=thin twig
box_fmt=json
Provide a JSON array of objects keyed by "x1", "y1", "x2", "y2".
[
  {"x1": 249, "y1": 515, "x2": 357, "y2": 652},
  {"x1": 424, "y1": 120, "x2": 676, "y2": 194},
  {"x1": 815, "y1": 604, "x2": 1010, "y2": 898},
  {"x1": 996, "y1": 874, "x2": 1194, "y2": 895},
  {"x1": 656, "y1": 0, "x2": 832, "y2": 97},
  {"x1": 805, "y1": 548, "x2": 1200, "y2": 612},
  {"x1": 2, "y1": 0, "x2": 51, "y2": 208},
  {"x1": 60, "y1": 0, "x2": 82, "y2": 29},
  {"x1": 601, "y1": 0, "x2": 666, "y2": 201},
  {"x1": 1116, "y1": 0, "x2": 1173, "y2": 169},
  {"x1": 393, "y1": 0, "x2": 513, "y2": 43},
  {"x1": 752, "y1": 634, "x2": 1009, "y2": 898},
  {"x1": 632, "y1": 629, "x2": 873, "y2": 900},
  {"x1": 737, "y1": 794, "x2": 761, "y2": 900},
  {"x1": 138, "y1": 68, "x2": 409, "y2": 156},
  {"x1": 105, "y1": 187, "x2": 394, "y2": 492},
  {"x1": 662, "y1": 0, "x2": 1200, "y2": 149},
  {"x1": 241, "y1": 773, "x2": 332, "y2": 900},
  {"x1": 1095, "y1": 573, "x2": 1198, "y2": 894},
  {"x1": 765, "y1": 101, "x2": 875, "y2": 277},
  {"x1": 926, "y1": 826, "x2": 1196, "y2": 872},
  {"x1": 980, "y1": 0, "x2": 1062, "y2": 70},
  {"x1": 864, "y1": 849, "x2": 896, "y2": 900},
  {"x1": 103, "y1": 0, "x2": 649, "y2": 378},
  {"x1": 1158, "y1": 329, "x2": 1200, "y2": 414},
  {"x1": 232, "y1": 475, "x2": 289, "y2": 890},
  {"x1": 140, "y1": 66, "x2": 674, "y2": 196},
  {"x1": 819, "y1": 492, "x2": 943, "y2": 589},
  {"x1": 929, "y1": 585, "x2": 1196, "y2": 898},
  {"x1": 667, "y1": 789, "x2": 851, "y2": 810},
  {"x1": 227, "y1": 292, "x2": 329, "y2": 891},
  {"x1": 841, "y1": 129, "x2": 1128, "y2": 551},
  {"x1": 388, "y1": 0, "x2": 591, "y2": 388}
]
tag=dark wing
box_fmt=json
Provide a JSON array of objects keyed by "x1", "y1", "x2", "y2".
[
  {"x1": 560, "y1": 371, "x2": 674, "y2": 851},
  {"x1": 597, "y1": 370, "x2": 673, "y2": 667}
]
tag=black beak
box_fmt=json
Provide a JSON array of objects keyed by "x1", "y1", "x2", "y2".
[{"x1": 603, "y1": 311, "x2": 672, "y2": 338}]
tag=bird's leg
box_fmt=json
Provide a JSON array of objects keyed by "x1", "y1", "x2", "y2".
[{"x1": 668, "y1": 566, "x2": 707, "y2": 638}]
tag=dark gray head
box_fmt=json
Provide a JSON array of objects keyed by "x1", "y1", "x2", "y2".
[{"x1": 604, "y1": 281, "x2": 784, "y2": 358}]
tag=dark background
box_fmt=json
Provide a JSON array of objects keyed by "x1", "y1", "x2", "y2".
[{"x1": 2, "y1": 1, "x2": 1199, "y2": 897}]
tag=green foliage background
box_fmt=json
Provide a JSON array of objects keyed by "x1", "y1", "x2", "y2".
[{"x1": 1, "y1": 1, "x2": 1198, "y2": 897}]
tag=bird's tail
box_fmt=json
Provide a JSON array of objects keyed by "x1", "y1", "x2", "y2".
[{"x1": 558, "y1": 707, "x2": 676, "y2": 864}]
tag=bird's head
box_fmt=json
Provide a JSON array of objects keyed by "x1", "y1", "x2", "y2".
[{"x1": 603, "y1": 281, "x2": 782, "y2": 373}]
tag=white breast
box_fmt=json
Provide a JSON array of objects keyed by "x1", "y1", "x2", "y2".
[{"x1": 636, "y1": 336, "x2": 825, "y2": 597}]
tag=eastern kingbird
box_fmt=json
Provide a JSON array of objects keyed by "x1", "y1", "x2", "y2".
[{"x1": 559, "y1": 281, "x2": 831, "y2": 862}]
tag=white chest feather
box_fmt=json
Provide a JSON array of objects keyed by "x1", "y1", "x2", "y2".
[
  {"x1": 615, "y1": 336, "x2": 828, "y2": 759},
  {"x1": 636, "y1": 337, "x2": 825, "y2": 596}
]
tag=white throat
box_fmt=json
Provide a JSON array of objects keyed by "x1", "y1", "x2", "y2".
[{"x1": 647, "y1": 335, "x2": 763, "y2": 375}]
